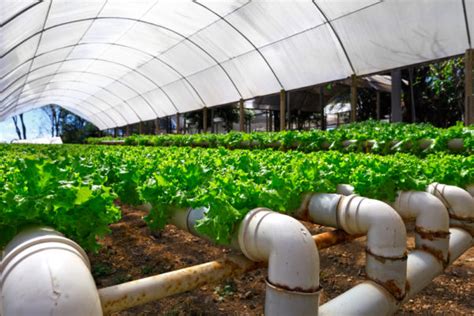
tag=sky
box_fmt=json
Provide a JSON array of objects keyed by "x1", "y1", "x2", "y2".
[{"x1": 0, "y1": 108, "x2": 52, "y2": 143}]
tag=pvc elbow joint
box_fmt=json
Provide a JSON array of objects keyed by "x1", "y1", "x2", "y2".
[
  {"x1": 238, "y1": 208, "x2": 320, "y2": 316},
  {"x1": 1, "y1": 227, "x2": 102, "y2": 315},
  {"x1": 394, "y1": 191, "x2": 450, "y2": 263}
]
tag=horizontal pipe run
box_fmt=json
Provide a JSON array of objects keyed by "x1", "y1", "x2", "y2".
[
  {"x1": 297, "y1": 193, "x2": 407, "y2": 299},
  {"x1": 98, "y1": 229, "x2": 357, "y2": 314},
  {"x1": 98, "y1": 255, "x2": 261, "y2": 314},
  {"x1": 318, "y1": 227, "x2": 473, "y2": 315}
]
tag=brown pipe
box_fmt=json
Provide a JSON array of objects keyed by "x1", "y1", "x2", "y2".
[{"x1": 98, "y1": 230, "x2": 358, "y2": 314}]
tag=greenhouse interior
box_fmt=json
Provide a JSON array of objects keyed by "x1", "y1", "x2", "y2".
[{"x1": 0, "y1": 1, "x2": 473, "y2": 315}]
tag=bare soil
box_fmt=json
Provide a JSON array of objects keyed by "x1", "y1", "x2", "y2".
[{"x1": 89, "y1": 204, "x2": 473, "y2": 315}]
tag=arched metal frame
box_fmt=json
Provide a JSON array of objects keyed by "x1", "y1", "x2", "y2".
[{"x1": 1, "y1": 1, "x2": 471, "y2": 129}]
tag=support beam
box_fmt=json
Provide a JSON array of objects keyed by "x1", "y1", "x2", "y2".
[
  {"x1": 287, "y1": 91, "x2": 291, "y2": 130},
  {"x1": 139, "y1": 121, "x2": 143, "y2": 134},
  {"x1": 269, "y1": 111, "x2": 273, "y2": 132},
  {"x1": 465, "y1": 49, "x2": 474, "y2": 125},
  {"x1": 203, "y1": 107, "x2": 208, "y2": 133},
  {"x1": 280, "y1": 89, "x2": 286, "y2": 131},
  {"x1": 409, "y1": 67, "x2": 416, "y2": 122},
  {"x1": 239, "y1": 99, "x2": 245, "y2": 132},
  {"x1": 125, "y1": 125, "x2": 130, "y2": 136},
  {"x1": 391, "y1": 69, "x2": 402, "y2": 122},
  {"x1": 211, "y1": 108, "x2": 215, "y2": 133},
  {"x1": 350, "y1": 75, "x2": 357, "y2": 122},
  {"x1": 113, "y1": 128, "x2": 117, "y2": 138},
  {"x1": 154, "y1": 118, "x2": 160, "y2": 134},
  {"x1": 320, "y1": 85, "x2": 326, "y2": 130}
]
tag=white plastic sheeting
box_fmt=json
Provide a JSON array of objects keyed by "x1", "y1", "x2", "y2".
[{"x1": 1, "y1": 0, "x2": 472, "y2": 129}]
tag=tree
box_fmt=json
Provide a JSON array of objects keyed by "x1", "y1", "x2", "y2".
[
  {"x1": 42, "y1": 104, "x2": 62, "y2": 137},
  {"x1": 408, "y1": 57, "x2": 464, "y2": 127},
  {"x1": 11, "y1": 114, "x2": 27, "y2": 139}
]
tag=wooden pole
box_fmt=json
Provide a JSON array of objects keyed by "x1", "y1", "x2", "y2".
[
  {"x1": 320, "y1": 85, "x2": 326, "y2": 130},
  {"x1": 391, "y1": 69, "x2": 402, "y2": 122},
  {"x1": 350, "y1": 75, "x2": 357, "y2": 122},
  {"x1": 203, "y1": 107, "x2": 208, "y2": 133},
  {"x1": 280, "y1": 89, "x2": 286, "y2": 131},
  {"x1": 408, "y1": 67, "x2": 416, "y2": 122},
  {"x1": 154, "y1": 118, "x2": 160, "y2": 134},
  {"x1": 465, "y1": 49, "x2": 474, "y2": 125},
  {"x1": 139, "y1": 121, "x2": 143, "y2": 134},
  {"x1": 113, "y1": 128, "x2": 117, "y2": 138},
  {"x1": 239, "y1": 99, "x2": 245, "y2": 132},
  {"x1": 287, "y1": 91, "x2": 291, "y2": 130},
  {"x1": 125, "y1": 125, "x2": 130, "y2": 136}
]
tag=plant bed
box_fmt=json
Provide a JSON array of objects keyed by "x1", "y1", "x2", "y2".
[{"x1": 89, "y1": 204, "x2": 474, "y2": 315}]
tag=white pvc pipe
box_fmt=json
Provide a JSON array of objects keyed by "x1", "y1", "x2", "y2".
[
  {"x1": 319, "y1": 227, "x2": 472, "y2": 316},
  {"x1": 427, "y1": 183, "x2": 474, "y2": 234},
  {"x1": 302, "y1": 194, "x2": 407, "y2": 299},
  {"x1": 238, "y1": 208, "x2": 320, "y2": 316},
  {"x1": 0, "y1": 227, "x2": 102, "y2": 316},
  {"x1": 170, "y1": 207, "x2": 320, "y2": 315},
  {"x1": 392, "y1": 191, "x2": 450, "y2": 262}
]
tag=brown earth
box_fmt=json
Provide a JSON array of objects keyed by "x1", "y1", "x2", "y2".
[{"x1": 89, "y1": 204, "x2": 473, "y2": 315}]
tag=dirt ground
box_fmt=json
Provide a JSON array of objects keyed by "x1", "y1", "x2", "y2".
[{"x1": 89, "y1": 204, "x2": 474, "y2": 315}]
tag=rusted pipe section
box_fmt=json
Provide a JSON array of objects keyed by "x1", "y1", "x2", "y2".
[
  {"x1": 427, "y1": 183, "x2": 474, "y2": 234},
  {"x1": 99, "y1": 219, "x2": 348, "y2": 314},
  {"x1": 98, "y1": 255, "x2": 262, "y2": 314},
  {"x1": 392, "y1": 191, "x2": 450, "y2": 263},
  {"x1": 296, "y1": 193, "x2": 407, "y2": 300},
  {"x1": 238, "y1": 208, "x2": 320, "y2": 315},
  {"x1": 319, "y1": 227, "x2": 472, "y2": 315}
]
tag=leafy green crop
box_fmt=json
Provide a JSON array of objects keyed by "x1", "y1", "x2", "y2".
[
  {"x1": 87, "y1": 121, "x2": 473, "y2": 156},
  {"x1": 1, "y1": 143, "x2": 472, "y2": 248}
]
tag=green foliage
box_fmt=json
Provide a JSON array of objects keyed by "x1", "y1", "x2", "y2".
[
  {"x1": 88, "y1": 121, "x2": 473, "y2": 156},
  {"x1": 1, "y1": 140, "x2": 472, "y2": 248}
]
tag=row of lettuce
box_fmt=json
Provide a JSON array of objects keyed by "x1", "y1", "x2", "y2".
[
  {"x1": 1, "y1": 144, "x2": 472, "y2": 251},
  {"x1": 87, "y1": 121, "x2": 473, "y2": 155}
]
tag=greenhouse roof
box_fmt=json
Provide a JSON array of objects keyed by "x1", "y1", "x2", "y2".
[{"x1": 1, "y1": 0, "x2": 473, "y2": 129}]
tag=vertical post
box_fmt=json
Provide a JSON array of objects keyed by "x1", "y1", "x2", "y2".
[
  {"x1": 280, "y1": 89, "x2": 286, "y2": 131},
  {"x1": 376, "y1": 91, "x2": 381, "y2": 120},
  {"x1": 139, "y1": 121, "x2": 143, "y2": 134},
  {"x1": 125, "y1": 125, "x2": 130, "y2": 136},
  {"x1": 176, "y1": 113, "x2": 180, "y2": 134},
  {"x1": 183, "y1": 114, "x2": 187, "y2": 134},
  {"x1": 265, "y1": 110, "x2": 269, "y2": 132},
  {"x1": 239, "y1": 99, "x2": 245, "y2": 132},
  {"x1": 203, "y1": 107, "x2": 208, "y2": 133},
  {"x1": 113, "y1": 128, "x2": 117, "y2": 138},
  {"x1": 269, "y1": 111, "x2": 273, "y2": 132},
  {"x1": 319, "y1": 85, "x2": 326, "y2": 130},
  {"x1": 154, "y1": 118, "x2": 160, "y2": 134},
  {"x1": 391, "y1": 69, "x2": 402, "y2": 122},
  {"x1": 465, "y1": 49, "x2": 474, "y2": 125},
  {"x1": 350, "y1": 75, "x2": 357, "y2": 122},
  {"x1": 211, "y1": 108, "x2": 215, "y2": 133},
  {"x1": 408, "y1": 67, "x2": 416, "y2": 122},
  {"x1": 287, "y1": 91, "x2": 291, "y2": 130}
]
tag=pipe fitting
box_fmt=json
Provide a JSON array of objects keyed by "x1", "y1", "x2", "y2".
[
  {"x1": 336, "y1": 184, "x2": 355, "y2": 196},
  {"x1": 169, "y1": 207, "x2": 209, "y2": 238},
  {"x1": 427, "y1": 183, "x2": 474, "y2": 234},
  {"x1": 304, "y1": 194, "x2": 407, "y2": 300},
  {"x1": 393, "y1": 191, "x2": 450, "y2": 263},
  {"x1": 1, "y1": 227, "x2": 102, "y2": 315},
  {"x1": 238, "y1": 208, "x2": 320, "y2": 315}
]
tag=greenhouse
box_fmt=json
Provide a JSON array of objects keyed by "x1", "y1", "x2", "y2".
[{"x1": 1, "y1": 1, "x2": 473, "y2": 315}]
